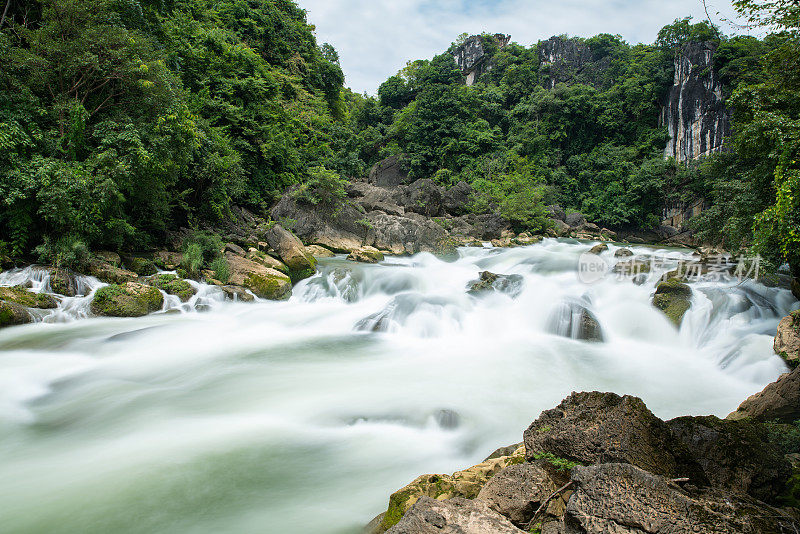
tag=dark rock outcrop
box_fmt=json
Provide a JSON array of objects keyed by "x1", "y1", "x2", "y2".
[
  {"x1": 399, "y1": 179, "x2": 443, "y2": 217},
  {"x1": 386, "y1": 497, "x2": 523, "y2": 534},
  {"x1": 467, "y1": 271, "x2": 524, "y2": 298},
  {"x1": 452, "y1": 34, "x2": 511, "y2": 86},
  {"x1": 564, "y1": 212, "x2": 586, "y2": 228},
  {"x1": 564, "y1": 463, "x2": 796, "y2": 534},
  {"x1": 545, "y1": 301, "x2": 604, "y2": 342},
  {"x1": 661, "y1": 41, "x2": 730, "y2": 163},
  {"x1": 369, "y1": 155, "x2": 411, "y2": 188},
  {"x1": 477, "y1": 463, "x2": 560, "y2": 526},
  {"x1": 442, "y1": 181, "x2": 472, "y2": 216}
]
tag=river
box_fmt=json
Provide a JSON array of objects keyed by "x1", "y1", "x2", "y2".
[{"x1": 0, "y1": 239, "x2": 795, "y2": 533}]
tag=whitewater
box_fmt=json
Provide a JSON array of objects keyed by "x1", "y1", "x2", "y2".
[{"x1": 0, "y1": 239, "x2": 795, "y2": 533}]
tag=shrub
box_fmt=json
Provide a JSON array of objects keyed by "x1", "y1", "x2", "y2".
[
  {"x1": 210, "y1": 256, "x2": 230, "y2": 283},
  {"x1": 35, "y1": 235, "x2": 90, "y2": 270}
]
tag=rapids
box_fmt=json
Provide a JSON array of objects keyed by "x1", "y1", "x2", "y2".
[{"x1": 0, "y1": 239, "x2": 796, "y2": 533}]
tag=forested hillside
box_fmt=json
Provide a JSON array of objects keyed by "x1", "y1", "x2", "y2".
[{"x1": 0, "y1": 0, "x2": 797, "y2": 275}]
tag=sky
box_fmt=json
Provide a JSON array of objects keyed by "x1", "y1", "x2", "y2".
[{"x1": 296, "y1": 0, "x2": 745, "y2": 95}]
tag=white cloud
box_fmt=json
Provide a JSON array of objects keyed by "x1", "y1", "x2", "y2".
[{"x1": 297, "y1": 0, "x2": 744, "y2": 94}]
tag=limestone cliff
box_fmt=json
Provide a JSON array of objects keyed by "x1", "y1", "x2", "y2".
[
  {"x1": 660, "y1": 42, "x2": 730, "y2": 163},
  {"x1": 452, "y1": 34, "x2": 510, "y2": 86}
]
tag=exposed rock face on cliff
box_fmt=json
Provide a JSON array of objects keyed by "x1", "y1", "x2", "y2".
[
  {"x1": 537, "y1": 36, "x2": 593, "y2": 89},
  {"x1": 661, "y1": 41, "x2": 730, "y2": 163},
  {"x1": 452, "y1": 34, "x2": 510, "y2": 86}
]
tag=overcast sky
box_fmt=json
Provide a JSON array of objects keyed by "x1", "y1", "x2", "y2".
[{"x1": 296, "y1": 0, "x2": 744, "y2": 95}]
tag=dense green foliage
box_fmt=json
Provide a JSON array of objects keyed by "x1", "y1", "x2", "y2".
[{"x1": 0, "y1": 0, "x2": 347, "y2": 255}]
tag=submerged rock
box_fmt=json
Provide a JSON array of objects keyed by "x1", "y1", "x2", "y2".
[
  {"x1": 652, "y1": 279, "x2": 692, "y2": 326},
  {"x1": 220, "y1": 285, "x2": 255, "y2": 302},
  {"x1": 545, "y1": 300, "x2": 603, "y2": 342},
  {"x1": 90, "y1": 282, "x2": 163, "y2": 317},
  {"x1": 774, "y1": 311, "x2": 800, "y2": 366},
  {"x1": 467, "y1": 271, "x2": 524, "y2": 298}
]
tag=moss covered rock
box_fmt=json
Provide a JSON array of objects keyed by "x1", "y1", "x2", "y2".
[
  {"x1": 0, "y1": 301, "x2": 32, "y2": 327},
  {"x1": 48, "y1": 268, "x2": 79, "y2": 297},
  {"x1": 265, "y1": 224, "x2": 317, "y2": 282},
  {"x1": 226, "y1": 253, "x2": 292, "y2": 300},
  {"x1": 347, "y1": 246, "x2": 384, "y2": 263},
  {"x1": 90, "y1": 282, "x2": 164, "y2": 317},
  {"x1": 378, "y1": 445, "x2": 526, "y2": 531},
  {"x1": 245, "y1": 249, "x2": 288, "y2": 274},
  {"x1": 588, "y1": 243, "x2": 608, "y2": 255},
  {"x1": 612, "y1": 258, "x2": 651, "y2": 275},
  {"x1": 148, "y1": 274, "x2": 196, "y2": 302},
  {"x1": 0, "y1": 286, "x2": 57, "y2": 309},
  {"x1": 652, "y1": 279, "x2": 692, "y2": 326},
  {"x1": 86, "y1": 259, "x2": 138, "y2": 284},
  {"x1": 614, "y1": 248, "x2": 634, "y2": 257},
  {"x1": 123, "y1": 256, "x2": 158, "y2": 276},
  {"x1": 305, "y1": 244, "x2": 335, "y2": 258}
]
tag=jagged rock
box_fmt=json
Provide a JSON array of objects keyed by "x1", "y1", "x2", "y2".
[
  {"x1": 220, "y1": 285, "x2": 255, "y2": 302},
  {"x1": 584, "y1": 222, "x2": 601, "y2": 233},
  {"x1": 728, "y1": 366, "x2": 800, "y2": 424},
  {"x1": 148, "y1": 274, "x2": 195, "y2": 302},
  {"x1": 563, "y1": 463, "x2": 797, "y2": 534},
  {"x1": 547, "y1": 205, "x2": 566, "y2": 221},
  {"x1": 264, "y1": 225, "x2": 317, "y2": 282},
  {"x1": 614, "y1": 248, "x2": 633, "y2": 258},
  {"x1": 348, "y1": 181, "x2": 406, "y2": 216},
  {"x1": 386, "y1": 497, "x2": 523, "y2": 534},
  {"x1": 548, "y1": 219, "x2": 570, "y2": 237},
  {"x1": 565, "y1": 213, "x2": 586, "y2": 228},
  {"x1": 90, "y1": 282, "x2": 163, "y2": 317},
  {"x1": 347, "y1": 246, "x2": 384, "y2": 263},
  {"x1": 366, "y1": 211, "x2": 456, "y2": 256},
  {"x1": 471, "y1": 213, "x2": 510, "y2": 240},
  {"x1": 453, "y1": 33, "x2": 511, "y2": 86},
  {"x1": 667, "y1": 415, "x2": 790, "y2": 503},
  {"x1": 538, "y1": 36, "x2": 595, "y2": 89},
  {"x1": 662, "y1": 41, "x2": 730, "y2": 163},
  {"x1": 467, "y1": 271, "x2": 524, "y2": 298},
  {"x1": 305, "y1": 245, "x2": 335, "y2": 258},
  {"x1": 652, "y1": 279, "x2": 692, "y2": 326},
  {"x1": 86, "y1": 259, "x2": 138, "y2": 285},
  {"x1": 369, "y1": 155, "x2": 410, "y2": 188},
  {"x1": 270, "y1": 193, "x2": 367, "y2": 252},
  {"x1": 225, "y1": 252, "x2": 291, "y2": 300},
  {"x1": 523, "y1": 392, "x2": 697, "y2": 480},
  {"x1": 587, "y1": 243, "x2": 607, "y2": 255},
  {"x1": 774, "y1": 311, "x2": 800, "y2": 366},
  {"x1": 246, "y1": 248, "x2": 288, "y2": 274},
  {"x1": 442, "y1": 181, "x2": 472, "y2": 216},
  {"x1": 0, "y1": 300, "x2": 32, "y2": 327},
  {"x1": 0, "y1": 286, "x2": 57, "y2": 309},
  {"x1": 377, "y1": 446, "x2": 526, "y2": 531},
  {"x1": 477, "y1": 462, "x2": 561, "y2": 526},
  {"x1": 398, "y1": 179, "x2": 444, "y2": 217}
]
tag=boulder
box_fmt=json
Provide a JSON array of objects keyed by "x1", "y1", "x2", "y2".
[
  {"x1": 563, "y1": 463, "x2": 798, "y2": 534},
  {"x1": 0, "y1": 286, "x2": 58, "y2": 309},
  {"x1": 347, "y1": 246, "x2": 384, "y2": 264},
  {"x1": 728, "y1": 366, "x2": 800, "y2": 424},
  {"x1": 153, "y1": 251, "x2": 183, "y2": 270},
  {"x1": 270, "y1": 193, "x2": 367, "y2": 253},
  {"x1": 304, "y1": 245, "x2": 335, "y2": 258},
  {"x1": 774, "y1": 311, "x2": 800, "y2": 366},
  {"x1": 348, "y1": 181, "x2": 406, "y2": 216},
  {"x1": 470, "y1": 213, "x2": 510, "y2": 240},
  {"x1": 220, "y1": 285, "x2": 255, "y2": 302},
  {"x1": 548, "y1": 219, "x2": 570, "y2": 237},
  {"x1": 587, "y1": 243, "x2": 607, "y2": 255},
  {"x1": 398, "y1": 179, "x2": 444, "y2": 217},
  {"x1": 652, "y1": 279, "x2": 692, "y2": 326},
  {"x1": 246, "y1": 248, "x2": 289, "y2": 274},
  {"x1": 122, "y1": 256, "x2": 158, "y2": 276},
  {"x1": 90, "y1": 282, "x2": 163, "y2": 317},
  {"x1": 545, "y1": 301, "x2": 604, "y2": 342},
  {"x1": 523, "y1": 392, "x2": 697, "y2": 480},
  {"x1": 0, "y1": 300, "x2": 32, "y2": 327},
  {"x1": 667, "y1": 415, "x2": 790, "y2": 503},
  {"x1": 613, "y1": 248, "x2": 633, "y2": 258},
  {"x1": 264, "y1": 225, "x2": 317, "y2": 282},
  {"x1": 657, "y1": 224, "x2": 680, "y2": 239},
  {"x1": 369, "y1": 154, "x2": 410, "y2": 188},
  {"x1": 378, "y1": 446, "x2": 525, "y2": 531},
  {"x1": 600, "y1": 228, "x2": 616, "y2": 240},
  {"x1": 94, "y1": 251, "x2": 121, "y2": 267},
  {"x1": 442, "y1": 181, "x2": 472, "y2": 216},
  {"x1": 225, "y1": 252, "x2": 292, "y2": 300},
  {"x1": 366, "y1": 211, "x2": 457, "y2": 256},
  {"x1": 477, "y1": 462, "x2": 561, "y2": 526},
  {"x1": 467, "y1": 271, "x2": 524, "y2": 298},
  {"x1": 86, "y1": 259, "x2": 138, "y2": 285},
  {"x1": 385, "y1": 497, "x2": 523, "y2": 534},
  {"x1": 612, "y1": 258, "x2": 651, "y2": 275},
  {"x1": 793, "y1": 277, "x2": 800, "y2": 301},
  {"x1": 148, "y1": 274, "x2": 196, "y2": 302},
  {"x1": 47, "y1": 268, "x2": 80, "y2": 297},
  {"x1": 584, "y1": 222, "x2": 601, "y2": 233},
  {"x1": 565, "y1": 212, "x2": 586, "y2": 228},
  {"x1": 547, "y1": 205, "x2": 566, "y2": 221}
]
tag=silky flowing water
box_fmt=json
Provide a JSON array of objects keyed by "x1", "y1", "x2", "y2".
[{"x1": 0, "y1": 239, "x2": 796, "y2": 533}]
